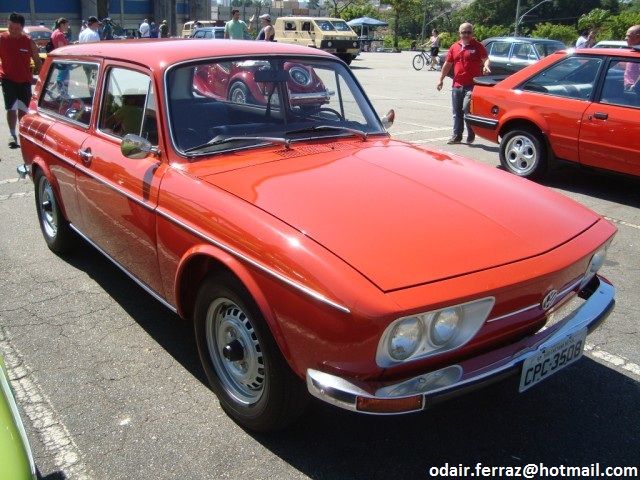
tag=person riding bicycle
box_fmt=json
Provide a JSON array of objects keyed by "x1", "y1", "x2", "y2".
[{"x1": 425, "y1": 29, "x2": 441, "y2": 70}]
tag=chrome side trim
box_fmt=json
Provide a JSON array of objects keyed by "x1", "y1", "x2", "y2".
[
  {"x1": 307, "y1": 277, "x2": 614, "y2": 414},
  {"x1": 69, "y1": 224, "x2": 178, "y2": 314},
  {"x1": 487, "y1": 277, "x2": 583, "y2": 323},
  {"x1": 154, "y1": 208, "x2": 352, "y2": 314},
  {"x1": 465, "y1": 114, "x2": 499, "y2": 130}
]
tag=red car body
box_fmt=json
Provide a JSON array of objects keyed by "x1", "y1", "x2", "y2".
[
  {"x1": 468, "y1": 46, "x2": 640, "y2": 179},
  {"x1": 19, "y1": 40, "x2": 616, "y2": 432}
]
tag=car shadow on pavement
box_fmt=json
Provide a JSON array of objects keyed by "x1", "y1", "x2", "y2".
[
  {"x1": 540, "y1": 167, "x2": 640, "y2": 209},
  {"x1": 257, "y1": 359, "x2": 639, "y2": 478}
]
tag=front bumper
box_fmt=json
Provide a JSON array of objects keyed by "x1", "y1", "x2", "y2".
[{"x1": 307, "y1": 275, "x2": 615, "y2": 414}]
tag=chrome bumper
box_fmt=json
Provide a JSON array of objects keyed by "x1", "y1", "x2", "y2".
[{"x1": 307, "y1": 276, "x2": 615, "y2": 414}]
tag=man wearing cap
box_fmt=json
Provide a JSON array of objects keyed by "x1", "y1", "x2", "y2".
[
  {"x1": 102, "y1": 18, "x2": 113, "y2": 40},
  {"x1": 255, "y1": 14, "x2": 274, "y2": 41},
  {"x1": 79, "y1": 16, "x2": 101, "y2": 43},
  {"x1": 225, "y1": 10, "x2": 252, "y2": 39},
  {"x1": 159, "y1": 20, "x2": 169, "y2": 38}
]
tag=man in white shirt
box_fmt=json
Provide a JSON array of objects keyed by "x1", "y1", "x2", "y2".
[
  {"x1": 78, "y1": 16, "x2": 101, "y2": 43},
  {"x1": 139, "y1": 19, "x2": 150, "y2": 38}
]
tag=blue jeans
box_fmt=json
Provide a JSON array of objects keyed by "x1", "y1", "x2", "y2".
[{"x1": 451, "y1": 85, "x2": 474, "y2": 138}]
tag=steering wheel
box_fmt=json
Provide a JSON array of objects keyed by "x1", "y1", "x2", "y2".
[{"x1": 298, "y1": 107, "x2": 344, "y2": 121}]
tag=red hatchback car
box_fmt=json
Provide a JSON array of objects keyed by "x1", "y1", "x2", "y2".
[
  {"x1": 19, "y1": 40, "x2": 616, "y2": 432},
  {"x1": 468, "y1": 45, "x2": 640, "y2": 179}
]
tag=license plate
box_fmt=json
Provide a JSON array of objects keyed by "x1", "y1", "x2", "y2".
[{"x1": 519, "y1": 328, "x2": 587, "y2": 392}]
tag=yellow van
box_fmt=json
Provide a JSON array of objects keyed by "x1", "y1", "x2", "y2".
[
  {"x1": 273, "y1": 17, "x2": 360, "y2": 65},
  {"x1": 181, "y1": 20, "x2": 224, "y2": 38}
]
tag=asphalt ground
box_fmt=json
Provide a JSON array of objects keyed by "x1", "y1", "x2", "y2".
[{"x1": 0, "y1": 50, "x2": 638, "y2": 479}]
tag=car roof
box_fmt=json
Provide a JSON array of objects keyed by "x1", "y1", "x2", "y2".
[
  {"x1": 23, "y1": 25, "x2": 52, "y2": 32},
  {"x1": 48, "y1": 39, "x2": 336, "y2": 69},
  {"x1": 483, "y1": 36, "x2": 565, "y2": 45}
]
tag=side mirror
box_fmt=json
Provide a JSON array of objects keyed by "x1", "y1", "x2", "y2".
[
  {"x1": 121, "y1": 134, "x2": 158, "y2": 159},
  {"x1": 381, "y1": 109, "x2": 395, "y2": 129}
]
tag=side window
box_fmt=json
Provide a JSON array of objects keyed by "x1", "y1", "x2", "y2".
[
  {"x1": 99, "y1": 68, "x2": 157, "y2": 143},
  {"x1": 521, "y1": 57, "x2": 601, "y2": 100},
  {"x1": 488, "y1": 42, "x2": 510, "y2": 58},
  {"x1": 511, "y1": 43, "x2": 533, "y2": 60},
  {"x1": 39, "y1": 61, "x2": 99, "y2": 126},
  {"x1": 600, "y1": 59, "x2": 640, "y2": 108},
  {"x1": 302, "y1": 22, "x2": 311, "y2": 32},
  {"x1": 285, "y1": 22, "x2": 296, "y2": 31}
]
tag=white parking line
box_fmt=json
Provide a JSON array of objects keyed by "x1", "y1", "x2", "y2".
[{"x1": 1, "y1": 329, "x2": 93, "y2": 480}]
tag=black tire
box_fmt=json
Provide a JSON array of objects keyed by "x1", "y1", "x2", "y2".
[
  {"x1": 499, "y1": 127, "x2": 547, "y2": 180},
  {"x1": 34, "y1": 170, "x2": 75, "y2": 254},
  {"x1": 413, "y1": 54, "x2": 425, "y2": 71},
  {"x1": 194, "y1": 272, "x2": 308, "y2": 432},
  {"x1": 338, "y1": 54, "x2": 353, "y2": 66},
  {"x1": 228, "y1": 82, "x2": 253, "y2": 104}
]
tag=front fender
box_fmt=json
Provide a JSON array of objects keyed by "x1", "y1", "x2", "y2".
[{"x1": 174, "y1": 243, "x2": 296, "y2": 366}]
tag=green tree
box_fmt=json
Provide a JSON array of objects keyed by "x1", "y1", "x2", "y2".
[{"x1": 531, "y1": 22, "x2": 577, "y2": 45}]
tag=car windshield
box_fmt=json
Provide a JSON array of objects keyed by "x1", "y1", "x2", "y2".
[{"x1": 166, "y1": 55, "x2": 387, "y2": 155}]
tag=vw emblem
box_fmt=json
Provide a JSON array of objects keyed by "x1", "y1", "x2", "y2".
[{"x1": 541, "y1": 289, "x2": 559, "y2": 311}]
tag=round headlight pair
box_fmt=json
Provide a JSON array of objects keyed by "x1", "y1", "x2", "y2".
[{"x1": 388, "y1": 308, "x2": 461, "y2": 361}]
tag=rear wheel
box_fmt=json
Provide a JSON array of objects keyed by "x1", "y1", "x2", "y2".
[
  {"x1": 34, "y1": 170, "x2": 75, "y2": 254},
  {"x1": 413, "y1": 54, "x2": 425, "y2": 71},
  {"x1": 499, "y1": 127, "x2": 547, "y2": 180},
  {"x1": 194, "y1": 272, "x2": 308, "y2": 432}
]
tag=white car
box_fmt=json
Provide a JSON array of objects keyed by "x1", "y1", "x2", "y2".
[{"x1": 592, "y1": 40, "x2": 628, "y2": 48}]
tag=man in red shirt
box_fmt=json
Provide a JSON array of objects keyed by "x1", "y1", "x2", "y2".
[
  {"x1": 437, "y1": 23, "x2": 490, "y2": 144},
  {"x1": 0, "y1": 12, "x2": 42, "y2": 148}
]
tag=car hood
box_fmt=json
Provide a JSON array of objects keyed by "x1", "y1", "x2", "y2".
[{"x1": 199, "y1": 139, "x2": 598, "y2": 291}]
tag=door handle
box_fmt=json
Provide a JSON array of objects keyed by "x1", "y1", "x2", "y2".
[
  {"x1": 78, "y1": 148, "x2": 93, "y2": 164},
  {"x1": 593, "y1": 112, "x2": 608, "y2": 120}
]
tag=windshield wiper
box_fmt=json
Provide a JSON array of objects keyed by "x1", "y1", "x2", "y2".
[
  {"x1": 184, "y1": 135, "x2": 291, "y2": 153},
  {"x1": 286, "y1": 124, "x2": 368, "y2": 141}
]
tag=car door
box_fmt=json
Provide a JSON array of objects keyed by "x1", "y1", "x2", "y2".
[
  {"x1": 578, "y1": 58, "x2": 640, "y2": 176},
  {"x1": 35, "y1": 59, "x2": 102, "y2": 231},
  {"x1": 520, "y1": 56, "x2": 602, "y2": 162},
  {"x1": 75, "y1": 65, "x2": 167, "y2": 297}
]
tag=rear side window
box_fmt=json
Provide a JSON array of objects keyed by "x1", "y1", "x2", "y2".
[
  {"x1": 600, "y1": 59, "x2": 640, "y2": 108},
  {"x1": 39, "y1": 60, "x2": 99, "y2": 126}
]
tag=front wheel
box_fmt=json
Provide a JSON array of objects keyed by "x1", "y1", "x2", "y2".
[
  {"x1": 413, "y1": 54, "x2": 425, "y2": 71},
  {"x1": 34, "y1": 170, "x2": 75, "y2": 254},
  {"x1": 499, "y1": 127, "x2": 547, "y2": 180},
  {"x1": 194, "y1": 272, "x2": 308, "y2": 432}
]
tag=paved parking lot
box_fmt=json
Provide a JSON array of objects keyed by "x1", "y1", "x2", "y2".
[{"x1": 0, "y1": 49, "x2": 638, "y2": 479}]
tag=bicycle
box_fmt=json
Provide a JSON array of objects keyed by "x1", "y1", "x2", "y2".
[{"x1": 412, "y1": 48, "x2": 440, "y2": 71}]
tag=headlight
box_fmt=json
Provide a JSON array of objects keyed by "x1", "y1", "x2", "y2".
[
  {"x1": 430, "y1": 308, "x2": 461, "y2": 346},
  {"x1": 388, "y1": 317, "x2": 423, "y2": 361},
  {"x1": 327, "y1": 41, "x2": 333, "y2": 48},
  {"x1": 377, "y1": 297, "x2": 494, "y2": 367}
]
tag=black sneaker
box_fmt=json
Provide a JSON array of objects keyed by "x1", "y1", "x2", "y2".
[
  {"x1": 466, "y1": 133, "x2": 475, "y2": 144},
  {"x1": 447, "y1": 135, "x2": 462, "y2": 145},
  {"x1": 8, "y1": 137, "x2": 19, "y2": 149}
]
